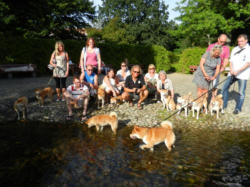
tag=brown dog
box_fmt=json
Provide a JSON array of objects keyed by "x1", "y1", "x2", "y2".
[
  {"x1": 85, "y1": 112, "x2": 118, "y2": 134},
  {"x1": 192, "y1": 95, "x2": 208, "y2": 120},
  {"x1": 97, "y1": 85, "x2": 105, "y2": 109},
  {"x1": 14, "y1": 96, "x2": 28, "y2": 120},
  {"x1": 209, "y1": 94, "x2": 224, "y2": 119},
  {"x1": 130, "y1": 120, "x2": 175, "y2": 152},
  {"x1": 110, "y1": 95, "x2": 124, "y2": 105},
  {"x1": 35, "y1": 87, "x2": 54, "y2": 106}
]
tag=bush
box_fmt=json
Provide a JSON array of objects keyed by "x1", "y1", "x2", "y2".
[
  {"x1": 0, "y1": 37, "x2": 172, "y2": 75},
  {"x1": 174, "y1": 47, "x2": 206, "y2": 74}
]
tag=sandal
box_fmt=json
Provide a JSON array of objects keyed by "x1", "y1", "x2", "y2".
[
  {"x1": 137, "y1": 103, "x2": 142, "y2": 110},
  {"x1": 66, "y1": 115, "x2": 73, "y2": 120}
]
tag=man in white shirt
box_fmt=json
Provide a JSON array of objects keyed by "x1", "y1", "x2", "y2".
[
  {"x1": 222, "y1": 34, "x2": 250, "y2": 114},
  {"x1": 64, "y1": 76, "x2": 90, "y2": 121}
]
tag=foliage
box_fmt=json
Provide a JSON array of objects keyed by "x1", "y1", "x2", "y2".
[
  {"x1": 99, "y1": 0, "x2": 176, "y2": 50},
  {"x1": 173, "y1": 47, "x2": 206, "y2": 74},
  {"x1": 174, "y1": 0, "x2": 250, "y2": 48},
  {"x1": 1, "y1": 0, "x2": 95, "y2": 39},
  {"x1": 151, "y1": 45, "x2": 171, "y2": 72},
  {"x1": 0, "y1": 37, "x2": 173, "y2": 75}
]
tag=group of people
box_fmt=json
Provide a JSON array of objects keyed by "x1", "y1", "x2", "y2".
[
  {"x1": 49, "y1": 34, "x2": 250, "y2": 121},
  {"x1": 193, "y1": 34, "x2": 250, "y2": 114}
]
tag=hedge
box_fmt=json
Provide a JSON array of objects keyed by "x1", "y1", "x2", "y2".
[
  {"x1": 172, "y1": 47, "x2": 206, "y2": 74},
  {"x1": 0, "y1": 37, "x2": 172, "y2": 75}
]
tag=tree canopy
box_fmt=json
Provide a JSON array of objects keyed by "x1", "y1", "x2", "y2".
[
  {"x1": 98, "y1": 0, "x2": 176, "y2": 49},
  {"x1": 1, "y1": 0, "x2": 95, "y2": 39},
  {"x1": 174, "y1": 0, "x2": 250, "y2": 47}
]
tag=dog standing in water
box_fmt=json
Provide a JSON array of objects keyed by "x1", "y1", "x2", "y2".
[
  {"x1": 85, "y1": 112, "x2": 118, "y2": 134},
  {"x1": 14, "y1": 96, "x2": 28, "y2": 120},
  {"x1": 130, "y1": 120, "x2": 175, "y2": 152}
]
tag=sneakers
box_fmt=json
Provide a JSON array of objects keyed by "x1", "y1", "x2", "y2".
[
  {"x1": 233, "y1": 110, "x2": 240, "y2": 115},
  {"x1": 56, "y1": 98, "x2": 61, "y2": 102}
]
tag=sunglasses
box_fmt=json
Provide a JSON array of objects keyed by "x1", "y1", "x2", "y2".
[
  {"x1": 121, "y1": 65, "x2": 126, "y2": 67},
  {"x1": 133, "y1": 71, "x2": 140, "y2": 74},
  {"x1": 87, "y1": 69, "x2": 93, "y2": 71},
  {"x1": 149, "y1": 68, "x2": 155, "y2": 70}
]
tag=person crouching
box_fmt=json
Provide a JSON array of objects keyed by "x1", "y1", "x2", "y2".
[{"x1": 64, "y1": 76, "x2": 90, "y2": 121}]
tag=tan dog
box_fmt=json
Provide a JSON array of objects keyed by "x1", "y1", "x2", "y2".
[
  {"x1": 209, "y1": 94, "x2": 224, "y2": 119},
  {"x1": 176, "y1": 92, "x2": 193, "y2": 117},
  {"x1": 110, "y1": 95, "x2": 124, "y2": 105},
  {"x1": 160, "y1": 90, "x2": 169, "y2": 109},
  {"x1": 166, "y1": 96, "x2": 176, "y2": 111},
  {"x1": 192, "y1": 95, "x2": 208, "y2": 120},
  {"x1": 85, "y1": 112, "x2": 118, "y2": 134},
  {"x1": 97, "y1": 85, "x2": 105, "y2": 109},
  {"x1": 35, "y1": 87, "x2": 54, "y2": 106},
  {"x1": 14, "y1": 96, "x2": 28, "y2": 120},
  {"x1": 130, "y1": 120, "x2": 175, "y2": 152}
]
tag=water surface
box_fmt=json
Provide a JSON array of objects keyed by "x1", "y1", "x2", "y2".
[{"x1": 0, "y1": 121, "x2": 250, "y2": 186}]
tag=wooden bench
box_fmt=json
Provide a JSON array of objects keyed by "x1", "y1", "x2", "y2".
[
  {"x1": 189, "y1": 65, "x2": 198, "y2": 73},
  {"x1": 0, "y1": 64, "x2": 37, "y2": 78}
]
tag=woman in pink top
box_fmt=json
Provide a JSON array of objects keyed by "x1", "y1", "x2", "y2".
[{"x1": 80, "y1": 38, "x2": 101, "y2": 76}]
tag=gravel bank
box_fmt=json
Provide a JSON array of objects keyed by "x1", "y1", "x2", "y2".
[{"x1": 0, "y1": 73, "x2": 249, "y2": 131}]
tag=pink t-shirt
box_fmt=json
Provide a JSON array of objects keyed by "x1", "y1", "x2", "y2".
[
  {"x1": 86, "y1": 51, "x2": 98, "y2": 67},
  {"x1": 206, "y1": 43, "x2": 230, "y2": 66}
]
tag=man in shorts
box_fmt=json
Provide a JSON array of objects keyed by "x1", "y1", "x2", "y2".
[
  {"x1": 122, "y1": 65, "x2": 149, "y2": 110},
  {"x1": 64, "y1": 76, "x2": 90, "y2": 121}
]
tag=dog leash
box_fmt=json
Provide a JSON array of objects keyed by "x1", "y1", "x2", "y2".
[{"x1": 164, "y1": 77, "x2": 229, "y2": 120}]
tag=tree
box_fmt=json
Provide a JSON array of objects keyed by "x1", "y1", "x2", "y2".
[
  {"x1": 99, "y1": 0, "x2": 176, "y2": 50},
  {"x1": 2, "y1": 0, "x2": 96, "y2": 39},
  {"x1": 174, "y1": 0, "x2": 250, "y2": 48}
]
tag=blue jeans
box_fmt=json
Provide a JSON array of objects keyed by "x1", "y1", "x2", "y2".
[{"x1": 222, "y1": 75, "x2": 247, "y2": 112}]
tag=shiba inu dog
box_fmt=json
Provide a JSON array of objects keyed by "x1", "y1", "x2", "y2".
[
  {"x1": 192, "y1": 95, "x2": 208, "y2": 120},
  {"x1": 35, "y1": 87, "x2": 54, "y2": 106},
  {"x1": 209, "y1": 94, "x2": 224, "y2": 119},
  {"x1": 97, "y1": 85, "x2": 105, "y2": 109},
  {"x1": 110, "y1": 95, "x2": 124, "y2": 105},
  {"x1": 14, "y1": 96, "x2": 28, "y2": 120},
  {"x1": 176, "y1": 92, "x2": 193, "y2": 117},
  {"x1": 130, "y1": 120, "x2": 175, "y2": 152},
  {"x1": 85, "y1": 112, "x2": 118, "y2": 134},
  {"x1": 160, "y1": 90, "x2": 169, "y2": 109},
  {"x1": 166, "y1": 96, "x2": 176, "y2": 111}
]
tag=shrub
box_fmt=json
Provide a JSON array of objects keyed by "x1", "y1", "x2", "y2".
[
  {"x1": 174, "y1": 47, "x2": 206, "y2": 74},
  {"x1": 0, "y1": 37, "x2": 172, "y2": 75}
]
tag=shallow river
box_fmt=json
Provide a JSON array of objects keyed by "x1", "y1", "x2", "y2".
[{"x1": 0, "y1": 121, "x2": 250, "y2": 186}]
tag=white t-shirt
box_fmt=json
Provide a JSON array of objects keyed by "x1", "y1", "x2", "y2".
[
  {"x1": 230, "y1": 44, "x2": 250, "y2": 80},
  {"x1": 67, "y1": 84, "x2": 89, "y2": 99},
  {"x1": 145, "y1": 73, "x2": 159, "y2": 85},
  {"x1": 116, "y1": 69, "x2": 130, "y2": 82},
  {"x1": 102, "y1": 77, "x2": 118, "y2": 92},
  {"x1": 157, "y1": 79, "x2": 173, "y2": 90}
]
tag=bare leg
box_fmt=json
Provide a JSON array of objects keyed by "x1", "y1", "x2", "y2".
[{"x1": 56, "y1": 88, "x2": 61, "y2": 100}]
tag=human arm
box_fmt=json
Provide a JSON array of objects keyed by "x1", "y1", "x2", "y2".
[
  {"x1": 96, "y1": 48, "x2": 101, "y2": 74},
  {"x1": 49, "y1": 52, "x2": 56, "y2": 68},
  {"x1": 199, "y1": 57, "x2": 210, "y2": 80},
  {"x1": 220, "y1": 58, "x2": 229, "y2": 72},
  {"x1": 232, "y1": 62, "x2": 250, "y2": 76},
  {"x1": 210, "y1": 64, "x2": 220, "y2": 81},
  {"x1": 80, "y1": 48, "x2": 85, "y2": 73},
  {"x1": 65, "y1": 52, "x2": 69, "y2": 77},
  {"x1": 104, "y1": 76, "x2": 117, "y2": 96}
]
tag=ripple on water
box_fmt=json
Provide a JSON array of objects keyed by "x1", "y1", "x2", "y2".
[{"x1": 0, "y1": 121, "x2": 250, "y2": 186}]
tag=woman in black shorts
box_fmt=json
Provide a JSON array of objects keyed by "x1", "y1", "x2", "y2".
[{"x1": 49, "y1": 41, "x2": 69, "y2": 101}]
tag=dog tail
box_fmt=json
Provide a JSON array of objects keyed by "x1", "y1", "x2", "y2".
[
  {"x1": 160, "y1": 120, "x2": 173, "y2": 129},
  {"x1": 109, "y1": 112, "x2": 117, "y2": 118}
]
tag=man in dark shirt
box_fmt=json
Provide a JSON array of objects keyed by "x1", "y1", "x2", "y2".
[{"x1": 122, "y1": 65, "x2": 149, "y2": 109}]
